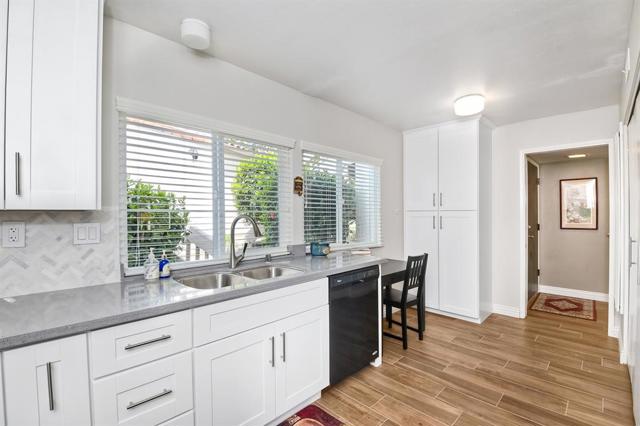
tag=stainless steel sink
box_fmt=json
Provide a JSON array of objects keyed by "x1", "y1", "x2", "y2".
[
  {"x1": 176, "y1": 273, "x2": 246, "y2": 290},
  {"x1": 237, "y1": 265, "x2": 304, "y2": 280}
]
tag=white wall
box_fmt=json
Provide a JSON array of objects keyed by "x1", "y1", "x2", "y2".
[
  {"x1": 102, "y1": 19, "x2": 404, "y2": 256},
  {"x1": 492, "y1": 105, "x2": 619, "y2": 311}
]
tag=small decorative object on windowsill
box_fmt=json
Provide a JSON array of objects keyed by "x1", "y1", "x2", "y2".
[
  {"x1": 310, "y1": 242, "x2": 331, "y2": 256},
  {"x1": 293, "y1": 176, "x2": 304, "y2": 196},
  {"x1": 143, "y1": 248, "x2": 160, "y2": 280}
]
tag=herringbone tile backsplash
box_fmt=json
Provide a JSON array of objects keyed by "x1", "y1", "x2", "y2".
[{"x1": 0, "y1": 209, "x2": 121, "y2": 298}]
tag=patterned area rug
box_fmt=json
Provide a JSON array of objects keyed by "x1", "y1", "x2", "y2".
[
  {"x1": 530, "y1": 293, "x2": 596, "y2": 321},
  {"x1": 278, "y1": 405, "x2": 344, "y2": 426}
]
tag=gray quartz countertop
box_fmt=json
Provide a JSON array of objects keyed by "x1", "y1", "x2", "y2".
[{"x1": 0, "y1": 252, "x2": 386, "y2": 351}]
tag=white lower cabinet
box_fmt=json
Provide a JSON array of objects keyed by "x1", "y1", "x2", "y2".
[
  {"x1": 194, "y1": 305, "x2": 329, "y2": 426},
  {"x1": 3, "y1": 334, "x2": 91, "y2": 426},
  {"x1": 404, "y1": 211, "x2": 439, "y2": 309},
  {"x1": 438, "y1": 211, "x2": 479, "y2": 318},
  {"x1": 92, "y1": 352, "x2": 193, "y2": 426}
]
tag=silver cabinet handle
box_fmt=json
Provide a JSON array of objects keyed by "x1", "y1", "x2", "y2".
[
  {"x1": 432, "y1": 215, "x2": 435, "y2": 229},
  {"x1": 124, "y1": 334, "x2": 171, "y2": 350},
  {"x1": 432, "y1": 193, "x2": 436, "y2": 207},
  {"x1": 126, "y1": 389, "x2": 172, "y2": 410},
  {"x1": 281, "y1": 332, "x2": 286, "y2": 362},
  {"x1": 46, "y1": 362, "x2": 54, "y2": 411},
  {"x1": 270, "y1": 336, "x2": 275, "y2": 367},
  {"x1": 631, "y1": 239, "x2": 638, "y2": 267},
  {"x1": 439, "y1": 216, "x2": 443, "y2": 230},
  {"x1": 15, "y1": 152, "x2": 21, "y2": 196},
  {"x1": 439, "y1": 193, "x2": 443, "y2": 207}
]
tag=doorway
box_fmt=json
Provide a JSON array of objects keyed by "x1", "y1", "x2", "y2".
[
  {"x1": 527, "y1": 160, "x2": 539, "y2": 302},
  {"x1": 519, "y1": 140, "x2": 613, "y2": 319}
]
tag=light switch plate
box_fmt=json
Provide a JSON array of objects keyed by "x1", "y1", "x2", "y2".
[
  {"x1": 2, "y1": 222, "x2": 26, "y2": 248},
  {"x1": 73, "y1": 223, "x2": 100, "y2": 245}
]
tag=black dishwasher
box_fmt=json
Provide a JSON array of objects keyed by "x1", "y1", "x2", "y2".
[{"x1": 329, "y1": 265, "x2": 380, "y2": 384}]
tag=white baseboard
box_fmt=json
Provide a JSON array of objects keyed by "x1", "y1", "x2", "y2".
[
  {"x1": 492, "y1": 304, "x2": 520, "y2": 318},
  {"x1": 537, "y1": 285, "x2": 608, "y2": 302}
]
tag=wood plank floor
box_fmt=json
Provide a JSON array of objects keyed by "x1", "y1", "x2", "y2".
[{"x1": 317, "y1": 301, "x2": 635, "y2": 426}]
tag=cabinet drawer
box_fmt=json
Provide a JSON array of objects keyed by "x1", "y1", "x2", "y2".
[
  {"x1": 193, "y1": 279, "x2": 328, "y2": 346},
  {"x1": 158, "y1": 411, "x2": 193, "y2": 426},
  {"x1": 92, "y1": 352, "x2": 193, "y2": 426},
  {"x1": 89, "y1": 310, "x2": 192, "y2": 378}
]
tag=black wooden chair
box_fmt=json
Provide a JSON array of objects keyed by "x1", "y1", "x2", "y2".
[{"x1": 383, "y1": 253, "x2": 428, "y2": 349}]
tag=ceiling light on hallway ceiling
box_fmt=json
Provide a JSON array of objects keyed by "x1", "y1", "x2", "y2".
[
  {"x1": 568, "y1": 154, "x2": 587, "y2": 159},
  {"x1": 181, "y1": 18, "x2": 210, "y2": 50},
  {"x1": 453, "y1": 94, "x2": 485, "y2": 117}
]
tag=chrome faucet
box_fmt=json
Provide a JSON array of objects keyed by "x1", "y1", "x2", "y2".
[{"x1": 229, "y1": 215, "x2": 263, "y2": 269}]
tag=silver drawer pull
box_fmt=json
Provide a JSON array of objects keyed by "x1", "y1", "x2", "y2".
[
  {"x1": 126, "y1": 388, "x2": 172, "y2": 410},
  {"x1": 46, "y1": 362, "x2": 54, "y2": 411},
  {"x1": 124, "y1": 334, "x2": 171, "y2": 350}
]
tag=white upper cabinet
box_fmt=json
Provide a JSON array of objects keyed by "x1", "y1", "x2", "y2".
[
  {"x1": 438, "y1": 120, "x2": 478, "y2": 211},
  {"x1": 404, "y1": 128, "x2": 438, "y2": 210},
  {"x1": 4, "y1": 0, "x2": 102, "y2": 210},
  {"x1": 3, "y1": 334, "x2": 92, "y2": 426}
]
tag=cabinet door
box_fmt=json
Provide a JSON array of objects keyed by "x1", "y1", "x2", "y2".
[
  {"x1": 405, "y1": 211, "x2": 439, "y2": 309},
  {"x1": 0, "y1": 0, "x2": 6, "y2": 209},
  {"x1": 438, "y1": 211, "x2": 478, "y2": 318},
  {"x1": 3, "y1": 334, "x2": 91, "y2": 426},
  {"x1": 275, "y1": 306, "x2": 329, "y2": 414},
  {"x1": 194, "y1": 324, "x2": 276, "y2": 426},
  {"x1": 438, "y1": 121, "x2": 478, "y2": 210},
  {"x1": 404, "y1": 128, "x2": 438, "y2": 210},
  {"x1": 5, "y1": 0, "x2": 101, "y2": 209}
]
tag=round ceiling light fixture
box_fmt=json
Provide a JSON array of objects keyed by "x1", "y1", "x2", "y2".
[
  {"x1": 453, "y1": 94, "x2": 485, "y2": 117},
  {"x1": 181, "y1": 18, "x2": 210, "y2": 50}
]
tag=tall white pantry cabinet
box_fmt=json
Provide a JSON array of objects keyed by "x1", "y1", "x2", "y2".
[
  {"x1": 403, "y1": 118, "x2": 493, "y2": 323},
  {"x1": 0, "y1": 0, "x2": 102, "y2": 210}
]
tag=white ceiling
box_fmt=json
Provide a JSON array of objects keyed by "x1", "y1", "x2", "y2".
[
  {"x1": 105, "y1": 0, "x2": 633, "y2": 130},
  {"x1": 528, "y1": 145, "x2": 609, "y2": 164}
]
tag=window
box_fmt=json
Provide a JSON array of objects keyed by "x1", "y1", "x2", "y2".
[
  {"x1": 303, "y1": 149, "x2": 381, "y2": 248},
  {"x1": 121, "y1": 114, "x2": 292, "y2": 271}
]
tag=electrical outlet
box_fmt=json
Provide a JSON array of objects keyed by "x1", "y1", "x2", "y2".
[{"x1": 2, "y1": 222, "x2": 25, "y2": 248}]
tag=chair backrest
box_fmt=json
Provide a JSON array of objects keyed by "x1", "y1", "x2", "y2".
[{"x1": 401, "y1": 253, "x2": 428, "y2": 304}]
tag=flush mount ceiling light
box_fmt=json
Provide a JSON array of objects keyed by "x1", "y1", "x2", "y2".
[
  {"x1": 181, "y1": 18, "x2": 210, "y2": 50},
  {"x1": 454, "y1": 94, "x2": 485, "y2": 116},
  {"x1": 568, "y1": 154, "x2": 587, "y2": 159}
]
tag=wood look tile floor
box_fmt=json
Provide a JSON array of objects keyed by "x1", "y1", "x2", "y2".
[{"x1": 316, "y1": 301, "x2": 635, "y2": 426}]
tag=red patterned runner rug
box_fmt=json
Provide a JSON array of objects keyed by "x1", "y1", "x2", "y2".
[{"x1": 278, "y1": 404, "x2": 344, "y2": 426}]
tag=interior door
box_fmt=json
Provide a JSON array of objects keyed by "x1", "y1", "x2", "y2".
[
  {"x1": 527, "y1": 160, "x2": 540, "y2": 301},
  {"x1": 438, "y1": 120, "x2": 478, "y2": 211},
  {"x1": 405, "y1": 211, "x2": 439, "y2": 309},
  {"x1": 5, "y1": 0, "x2": 100, "y2": 209},
  {"x1": 3, "y1": 335, "x2": 91, "y2": 426},
  {"x1": 276, "y1": 306, "x2": 329, "y2": 414},
  {"x1": 404, "y1": 128, "x2": 438, "y2": 210},
  {"x1": 194, "y1": 324, "x2": 276, "y2": 426},
  {"x1": 627, "y1": 92, "x2": 640, "y2": 419},
  {"x1": 438, "y1": 211, "x2": 479, "y2": 318}
]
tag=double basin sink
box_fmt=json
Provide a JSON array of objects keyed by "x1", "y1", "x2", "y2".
[{"x1": 176, "y1": 265, "x2": 304, "y2": 290}]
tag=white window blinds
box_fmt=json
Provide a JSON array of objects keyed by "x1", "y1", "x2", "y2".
[
  {"x1": 303, "y1": 150, "x2": 381, "y2": 247},
  {"x1": 121, "y1": 115, "x2": 292, "y2": 271}
]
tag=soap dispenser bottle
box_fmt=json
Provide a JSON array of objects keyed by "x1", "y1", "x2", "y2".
[
  {"x1": 143, "y1": 248, "x2": 160, "y2": 280},
  {"x1": 159, "y1": 250, "x2": 171, "y2": 279}
]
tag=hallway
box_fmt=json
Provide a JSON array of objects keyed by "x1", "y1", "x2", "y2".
[{"x1": 317, "y1": 306, "x2": 632, "y2": 425}]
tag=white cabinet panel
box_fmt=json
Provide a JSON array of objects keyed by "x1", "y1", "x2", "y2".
[
  {"x1": 438, "y1": 121, "x2": 478, "y2": 211},
  {"x1": 5, "y1": 0, "x2": 101, "y2": 209},
  {"x1": 158, "y1": 411, "x2": 194, "y2": 426},
  {"x1": 0, "y1": 358, "x2": 5, "y2": 426},
  {"x1": 276, "y1": 306, "x2": 329, "y2": 414},
  {"x1": 438, "y1": 211, "x2": 479, "y2": 318},
  {"x1": 89, "y1": 310, "x2": 192, "y2": 378},
  {"x1": 404, "y1": 128, "x2": 438, "y2": 210},
  {"x1": 93, "y1": 352, "x2": 193, "y2": 426},
  {"x1": 3, "y1": 334, "x2": 91, "y2": 426},
  {"x1": 194, "y1": 324, "x2": 276, "y2": 426},
  {"x1": 405, "y1": 211, "x2": 439, "y2": 309},
  {"x1": 0, "y1": 0, "x2": 6, "y2": 209}
]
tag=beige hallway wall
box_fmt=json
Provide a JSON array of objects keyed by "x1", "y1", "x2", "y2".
[{"x1": 538, "y1": 158, "x2": 609, "y2": 293}]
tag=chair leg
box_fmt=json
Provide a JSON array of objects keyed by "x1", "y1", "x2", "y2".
[
  {"x1": 401, "y1": 307, "x2": 408, "y2": 350},
  {"x1": 418, "y1": 302, "x2": 424, "y2": 340},
  {"x1": 386, "y1": 304, "x2": 392, "y2": 329}
]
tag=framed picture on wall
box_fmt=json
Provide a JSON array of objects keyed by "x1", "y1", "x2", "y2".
[{"x1": 560, "y1": 177, "x2": 598, "y2": 230}]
